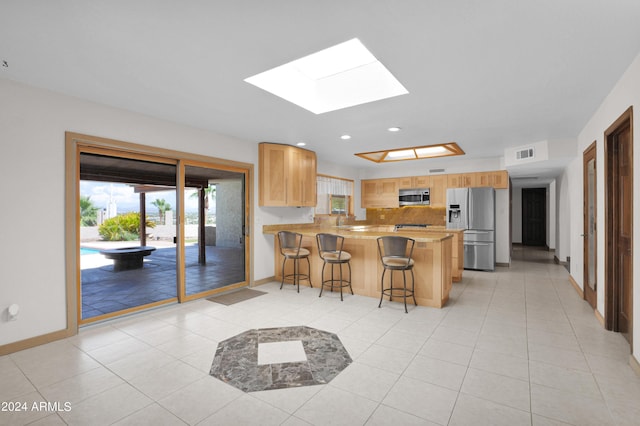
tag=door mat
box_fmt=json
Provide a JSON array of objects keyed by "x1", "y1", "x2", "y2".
[{"x1": 207, "y1": 288, "x2": 267, "y2": 306}]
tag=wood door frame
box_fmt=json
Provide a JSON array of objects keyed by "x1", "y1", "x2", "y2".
[
  {"x1": 583, "y1": 141, "x2": 597, "y2": 308},
  {"x1": 604, "y1": 107, "x2": 633, "y2": 351},
  {"x1": 65, "y1": 132, "x2": 253, "y2": 328}
]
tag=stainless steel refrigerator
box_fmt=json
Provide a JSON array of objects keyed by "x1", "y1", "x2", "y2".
[{"x1": 446, "y1": 187, "x2": 495, "y2": 271}]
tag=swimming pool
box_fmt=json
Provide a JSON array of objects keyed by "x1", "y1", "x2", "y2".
[{"x1": 80, "y1": 247, "x2": 100, "y2": 255}]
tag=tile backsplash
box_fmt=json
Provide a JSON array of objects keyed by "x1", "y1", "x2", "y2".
[{"x1": 365, "y1": 206, "x2": 446, "y2": 226}]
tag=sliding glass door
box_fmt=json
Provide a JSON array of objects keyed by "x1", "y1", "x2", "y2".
[
  {"x1": 181, "y1": 162, "x2": 248, "y2": 300},
  {"x1": 73, "y1": 139, "x2": 251, "y2": 325},
  {"x1": 79, "y1": 151, "x2": 179, "y2": 323}
]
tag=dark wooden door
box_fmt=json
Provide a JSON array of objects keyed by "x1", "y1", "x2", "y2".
[
  {"x1": 606, "y1": 107, "x2": 633, "y2": 348},
  {"x1": 522, "y1": 188, "x2": 546, "y2": 246},
  {"x1": 583, "y1": 142, "x2": 597, "y2": 309}
]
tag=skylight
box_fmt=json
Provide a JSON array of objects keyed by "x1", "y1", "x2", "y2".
[
  {"x1": 244, "y1": 38, "x2": 408, "y2": 114},
  {"x1": 355, "y1": 143, "x2": 465, "y2": 163}
]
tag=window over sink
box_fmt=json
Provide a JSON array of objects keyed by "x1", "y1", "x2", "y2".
[{"x1": 316, "y1": 175, "x2": 354, "y2": 217}]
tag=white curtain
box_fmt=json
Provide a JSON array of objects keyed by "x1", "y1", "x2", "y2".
[{"x1": 316, "y1": 176, "x2": 353, "y2": 214}]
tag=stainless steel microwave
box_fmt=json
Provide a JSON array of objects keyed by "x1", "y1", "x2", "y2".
[{"x1": 399, "y1": 188, "x2": 430, "y2": 206}]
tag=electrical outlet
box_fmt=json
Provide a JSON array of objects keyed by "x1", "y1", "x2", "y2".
[{"x1": 380, "y1": 214, "x2": 385, "y2": 220}]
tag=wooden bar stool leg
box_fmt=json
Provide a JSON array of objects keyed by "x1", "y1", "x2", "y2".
[
  {"x1": 280, "y1": 257, "x2": 287, "y2": 290},
  {"x1": 306, "y1": 257, "x2": 312, "y2": 288},
  {"x1": 378, "y1": 269, "x2": 386, "y2": 308},
  {"x1": 411, "y1": 269, "x2": 417, "y2": 306},
  {"x1": 339, "y1": 263, "x2": 343, "y2": 301},
  {"x1": 403, "y1": 270, "x2": 408, "y2": 313},
  {"x1": 319, "y1": 262, "x2": 326, "y2": 297}
]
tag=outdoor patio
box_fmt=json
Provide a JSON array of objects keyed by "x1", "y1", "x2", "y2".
[{"x1": 80, "y1": 244, "x2": 245, "y2": 320}]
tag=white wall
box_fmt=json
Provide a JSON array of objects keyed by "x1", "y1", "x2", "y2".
[
  {"x1": 571, "y1": 51, "x2": 640, "y2": 364},
  {"x1": 215, "y1": 180, "x2": 243, "y2": 247},
  {"x1": 512, "y1": 188, "x2": 523, "y2": 243},
  {"x1": 555, "y1": 170, "x2": 572, "y2": 263},
  {"x1": 567, "y1": 157, "x2": 583, "y2": 283},
  {"x1": 495, "y1": 189, "x2": 510, "y2": 265}
]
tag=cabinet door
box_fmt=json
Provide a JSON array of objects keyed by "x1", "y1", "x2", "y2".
[
  {"x1": 259, "y1": 143, "x2": 317, "y2": 206},
  {"x1": 429, "y1": 175, "x2": 447, "y2": 207},
  {"x1": 447, "y1": 174, "x2": 464, "y2": 188},
  {"x1": 463, "y1": 173, "x2": 477, "y2": 187},
  {"x1": 490, "y1": 170, "x2": 509, "y2": 189},
  {"x1": 448, "y1": 173, "x2": 477, "y2": 188},
  {"x1": 476, "y1": 170, "x2": 508, "y2": 189},
  {"x1": 259, "y1": 143, "x2": 288, "y2": 206},
  {"x1": 379, "y1": 179, "x2": 399, "y2": 207},
  {"x1": 361, "y1": 180, "x2": 378, "y2": 208},
  {"x1": 288, "y1": 147, "x2": 304, "y2": 206},
  {"x1": 361, "y1": 178, "x2": 399, "y2": 208},
  {"x1": 300, "y1": 149, "x2": 317, "y2": 206},
  {"x1": 398, "y1": 175, "x2": 430, "y2": 189},
  {"x1": 398, "y1": 176, "x2": 414, "y2": 189},
  {"x1": 287, "y1": 146, "x2": 317, "y2": 206},
  {"x1": 413, "y1": 175, "x2": 430, "y2": 187}
]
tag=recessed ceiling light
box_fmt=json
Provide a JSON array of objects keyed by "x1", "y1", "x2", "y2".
[
  {"x1": 244, "y1": 38, "x2": 408, "y2": 114},
  {"x1": 340, "y1": 134, "x2": 352, "y2": 140},
  {"x1": 355, "y1": 142, "x2": 465, "y2": 163},
  {"x1": 387, "y1": 127, "x2": 401, "y2": 132},
  {"x1": 296, "y1": 142, "x2": 306, "y2": 146}
]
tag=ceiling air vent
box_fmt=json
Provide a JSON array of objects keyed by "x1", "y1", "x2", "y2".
[{"x1": 516, "y1": 148, "x2": 534, "y2": 160}]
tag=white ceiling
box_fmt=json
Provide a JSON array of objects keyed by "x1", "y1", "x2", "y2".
[{"x1": 2, "y1": 1, "x2": 640, "y2": 181}]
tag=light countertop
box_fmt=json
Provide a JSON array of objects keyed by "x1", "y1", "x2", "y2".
[{"x1": 262, "y1": 223, "x2": 456, "y2": 242}]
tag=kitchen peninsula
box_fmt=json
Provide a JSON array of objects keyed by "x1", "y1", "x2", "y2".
[{"x1": 263, "y1": 224, "x2": 454, "y2": 308}]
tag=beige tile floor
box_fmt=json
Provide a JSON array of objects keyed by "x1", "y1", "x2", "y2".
[{"x1": 2, "y1": 246, "x2": 640, "y2": 425}]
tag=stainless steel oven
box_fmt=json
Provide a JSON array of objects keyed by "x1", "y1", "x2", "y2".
[{"x1": 399, "y1": 188, "x2": 430, "y2": 206}]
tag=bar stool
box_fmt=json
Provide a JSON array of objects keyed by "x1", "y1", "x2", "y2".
[
  {"x1": 316, "y1": 233, "x2": 353, "y2": 301},
  {"x1": 377, "y1": 236, "x2": 417, "y2": 313},
  {"x1": 278, "y1": 231, "x2": 312, "y2": 292}
]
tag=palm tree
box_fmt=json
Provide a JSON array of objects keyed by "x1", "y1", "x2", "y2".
[
  {"x1": 151, "y1": 198, "x2": 172, "y2": 224},
  {"x1": 190, "y1": 185, "x2": 216, "y2": 224},
  {"x1": 80, "y1": 195, "x2": 99, "y2": 226}
]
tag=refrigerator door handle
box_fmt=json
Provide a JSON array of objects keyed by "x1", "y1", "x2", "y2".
[
  {"x1": 468, "y1": 190, "x2": 473, "y2": 228},
  {"x1": 464, "y1": 242, "x2": 490, "y2": 246}
]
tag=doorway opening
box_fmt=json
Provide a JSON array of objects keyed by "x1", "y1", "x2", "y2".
[
  {"x1": 522, "y1": 188, "x2": 547, "y2": 247},
  {"x1": 67, "y1": 133, "x2": 251, "y2": 326},
  {"x1": 605, "y1": 107, "x2": 633, "y2": 349}
]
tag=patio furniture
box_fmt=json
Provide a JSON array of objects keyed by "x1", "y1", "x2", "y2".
[{"x1": 99, "y1": 246, "x2": 156, "y2": 271}]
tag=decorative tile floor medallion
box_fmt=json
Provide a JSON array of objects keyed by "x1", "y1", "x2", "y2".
[{"x1": 210, "y1": 326, "x2": 352, "y2": 392}]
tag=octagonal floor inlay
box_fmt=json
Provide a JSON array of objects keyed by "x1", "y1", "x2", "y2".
[{"x1": 209, "y1": 326, "x2": 352, "y2": 392}]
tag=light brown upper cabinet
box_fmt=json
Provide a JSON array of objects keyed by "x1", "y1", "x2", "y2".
[
  {"x1": 259, "y1": 142, "x2": 317, "y2": 207},
  {"x1": 429, "y1": 175, "x2": 448, "y2": 207},
  {"x1": 447, "y1": 173, "x2": 477, "y2": 188},
  {"x1": 398, "y1": 175, "x2": 430, "y2": 189},
  {"x1": 361, "y1": 178, "x2": 400, "y2": 208},
  {"x1": 476, "y1": 170, "x2": 509, "y2": 189}
]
